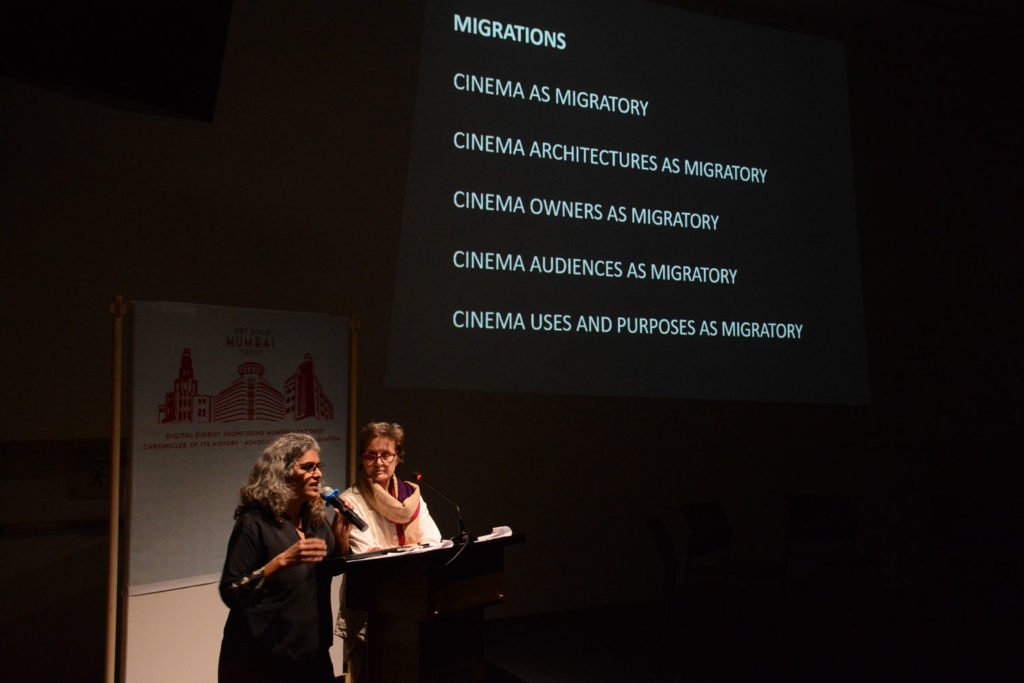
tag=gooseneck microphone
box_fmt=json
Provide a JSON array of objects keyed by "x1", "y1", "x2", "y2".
[
  {"x1": 320, "y1": 486, "x2": 369, "y2": 532},
  {"x1": 414, "y1": 472, "x2": 474, "y2": 544}
]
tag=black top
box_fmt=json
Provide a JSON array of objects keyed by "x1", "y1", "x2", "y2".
[{"x1": 219, "y1": 506, "x2": 346, "y2": 664}]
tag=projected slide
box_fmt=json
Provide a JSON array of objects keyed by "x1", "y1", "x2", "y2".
[{"x1": 386, "y1": 0, "x2": 868, "y2": 404}]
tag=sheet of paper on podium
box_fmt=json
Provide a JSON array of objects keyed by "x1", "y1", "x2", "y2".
[
  {"x1": 346, "y1": 540, "x2": 453, "y2": 563},
  {"x1": 476, "y1": 526, "x2": 513, "y2": 542},
  {"x1": 344, "y1": 526, "x2": 515, "y2": 563}
]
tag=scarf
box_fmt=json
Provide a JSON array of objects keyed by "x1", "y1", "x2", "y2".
[{"x1": 358, "y1": 475, "x2": 423, "y2": 545}]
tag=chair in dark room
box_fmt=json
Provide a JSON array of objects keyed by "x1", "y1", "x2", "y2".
[
  {"x1": 647, "y1": 515, "x2": 682, "y2": 622},
  {"x1": 646, "y1": 505, "x2": 733, "y2": 683},
  {"x1": 783, "y1": 494, "x2": 860, "y2": 602},
  {"x1": 648, "y1": 501, "x2": 735, "y2": 605},
  {"x1": 928, "y1": 494, "x2": 1024, "y2": 621},
  {"x1": 647, "y1": 502, "x2": 736, "y2": 627},
  {"x1": 680, "y1": 501, "x2": 734, "y2": 604}
]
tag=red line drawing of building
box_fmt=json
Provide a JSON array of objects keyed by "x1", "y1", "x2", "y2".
[
  {"x1": 159, "y1": 349, "x2": 334, "y2": 424},
  {"x1": 284, "y1": 353, "x2": 335, "y2": 421},
  {"x1": 213, "y1": 362, "x2": 286, "y2": 422},
  {"x1": 160, "y1": 349, "x2": 199, "y2": 423}
]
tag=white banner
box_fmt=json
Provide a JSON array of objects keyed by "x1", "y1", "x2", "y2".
[{"x1": 128, "y1": 301, "x2": 350, "y2": 593}]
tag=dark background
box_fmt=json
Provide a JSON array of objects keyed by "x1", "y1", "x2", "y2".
[{"x1": 0, "y1": 0, "x2": 1020, "y2": 680}]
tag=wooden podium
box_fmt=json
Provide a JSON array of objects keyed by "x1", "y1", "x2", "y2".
[{"x1": 344, "y1": 533, "x2": 524, "y2": 683}]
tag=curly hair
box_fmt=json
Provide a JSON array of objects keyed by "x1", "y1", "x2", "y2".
[{"x1": 237, "y1": 432, "x2": 326, "y2": 529}]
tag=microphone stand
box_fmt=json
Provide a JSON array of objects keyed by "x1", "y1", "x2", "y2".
[{"x1": 414, "y1": 472, "x2": 475, "y2": 545}]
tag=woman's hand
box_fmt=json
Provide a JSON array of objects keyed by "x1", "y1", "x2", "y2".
[{"x1": 263, "y1": 538, "x2": 328, "y2": 577}]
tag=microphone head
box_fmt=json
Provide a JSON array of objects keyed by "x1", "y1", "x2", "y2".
[{"x1": 320, "y1": 485, "x2": 337, "y2": 497}]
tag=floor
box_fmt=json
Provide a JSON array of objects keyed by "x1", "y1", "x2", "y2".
[{"x1": 481, "y1": 564, "x2": 1023, "y2": 682}]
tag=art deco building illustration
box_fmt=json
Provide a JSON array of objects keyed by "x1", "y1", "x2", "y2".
[
  {"x1": 159, "y1": 349, "x2": 332, "y2": 424},
  {"x1": 284, "y1": 353, "x2": 334, "y2": 420},
  {"x1": 213, "y1": 362, "x2": 286, "y2": 422},
  {"x1": 159, "y1": 349, "x2": 199, "y2": 423}
]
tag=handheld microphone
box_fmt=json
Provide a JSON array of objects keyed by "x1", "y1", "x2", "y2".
[
  {"x1": 414, "y1": 472, "x2": 474, "y2": 544},
  {"x1": 320, "y1": 486, "x2": 369, "y2": 531}
]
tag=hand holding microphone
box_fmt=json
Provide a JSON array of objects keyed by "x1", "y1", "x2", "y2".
[{"x1": 320, "y1": 485, "x2": 369, "y2": 532}]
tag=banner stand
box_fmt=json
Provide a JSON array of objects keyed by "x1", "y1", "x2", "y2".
[
  {"x1": 347, "y1": 316, "x2": 359, "y2": 488},
  {"x1": 104, "y1": 298, "x2": 358, "y2": 682},
  {"x1": 105, "y1": 296, "x2": 126, "y2": 683}
]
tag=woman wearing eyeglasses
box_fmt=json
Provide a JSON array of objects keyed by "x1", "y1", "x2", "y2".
[
  {"x1": 218, "y1": 432, "x2": 351, "y2": 683},
  {"x1": 335, "y1": 421, "x2": 442, "y2": 682}
]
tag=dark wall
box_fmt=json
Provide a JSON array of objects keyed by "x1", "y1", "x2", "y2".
[
  {"x1": 849, "y1": 3, "x2": 1020, "y2": 489},
  {"x1": 0, "y1": 0, "x2": 1019, "y2": 678}
]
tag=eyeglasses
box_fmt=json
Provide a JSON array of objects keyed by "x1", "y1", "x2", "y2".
[
  {"x1": 296, "y1": 461, "x2": 324, "y2": 473},
  {"x1": 362, "y1": 450, "x2": 397, "y2": 464}
]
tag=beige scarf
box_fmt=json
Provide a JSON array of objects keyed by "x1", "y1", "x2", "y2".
[{"x1": 358, "y1": 475, "x2": 425, "y2": 545}]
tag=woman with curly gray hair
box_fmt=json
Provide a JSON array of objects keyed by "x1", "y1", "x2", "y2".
[{"x1": 218, "y1": 432, "x2": 351, "y2": 683}]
